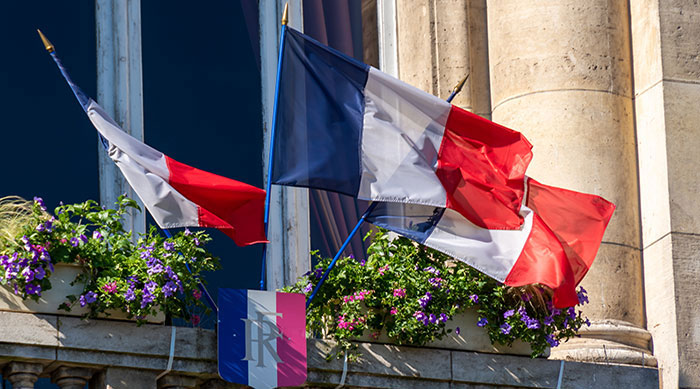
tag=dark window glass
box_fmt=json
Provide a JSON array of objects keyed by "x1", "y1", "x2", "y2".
[
  {"x1": 141, "y1": 1, "x2": 263, "y2": 327},
  {"x1": 0, "y1": 2, "x2": 98, "y2": 208}
]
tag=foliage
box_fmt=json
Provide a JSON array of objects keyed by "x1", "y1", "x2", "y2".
[
  {"x1": 285, "y1": 229, "x2": 590, "y2": 359},
  {"x1": 0, "y1": 196, "x2": 218, "y2": 324}
]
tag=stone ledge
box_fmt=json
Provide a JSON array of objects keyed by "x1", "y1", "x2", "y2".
[{"x1": 0, "y1": 312, "x2": 659, "y2": 388}]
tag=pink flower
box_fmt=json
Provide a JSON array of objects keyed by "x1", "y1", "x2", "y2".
[
  {"x1": 393, "y1": 288, "x2": 406, "y2": 298},
  {"x1": 191, "y1": 315, "x2": 201, "y2": 326},
  {"x1": 371, "y1": 331, "x2": 380, "y2": 340},
  {"x1": 101, "y1": 281, "x2": 118, "y2": 294},
  {"x1": 378, "y1": 265, "x2": 389, "y2": 275},
  {"x1": 390, "y1": 307, "x2": 398, "y2": 315},
  {"x1": 193, "y1": 289, "x2": 202, "y2": 300}
]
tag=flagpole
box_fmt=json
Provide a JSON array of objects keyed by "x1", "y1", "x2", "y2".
[
  {"x1": 39, "y1": 30, "x2": 219, "y2": 316},
  {"x1": 305, "y1": 75, "x2": 469, "y2": 308},
  {"x1": 260, "y1": 3, "x2": 290, "y2": 290}
]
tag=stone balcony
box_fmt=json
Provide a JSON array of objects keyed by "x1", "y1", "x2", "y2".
[{"x1": 0, "y1": 311, "x2": 659, "y2": 388}]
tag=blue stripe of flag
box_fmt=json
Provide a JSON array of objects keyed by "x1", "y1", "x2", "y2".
[
  {"x1": 218, "y1": 288, "x2": 249, "y2": 385},
  {"x1": 270, "y1": 28, "x2": 369, "y2": 196}
]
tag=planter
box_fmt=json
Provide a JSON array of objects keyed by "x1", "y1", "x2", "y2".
[
  {"x1": 0, "y1": 263, "x2": 164, "y2": 323},
  {"x1": 358, "y1": 308, "x2": 548, "y2": 357}
]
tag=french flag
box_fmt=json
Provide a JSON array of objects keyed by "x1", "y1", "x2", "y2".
[
  {"x1": 367, "y1": 178, "x2": 615, "y2": 307},
  {"x1": 271, "y1": 28, "x2": 533, "y2": 230},
  {"x1": 218, "y1": 289, "x2": 307, "y2": 388},
  {"x1": 48, "y1": 48, "x2": 267, "y2": 246}
]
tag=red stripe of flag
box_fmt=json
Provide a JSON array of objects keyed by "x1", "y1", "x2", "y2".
[
  {"x1": 165, "y1": 156, "x2": 268, "y2": 246},
  {"x1": 436, "y1": 106, "x2": 533, "y2": 230}
]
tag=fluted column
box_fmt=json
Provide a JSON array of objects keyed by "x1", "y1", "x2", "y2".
[
  {"x1": 396, "y1": 0, "x2": 491, "y2": 116},
  {"x1": 3, "y1": 362, "x2": 43, "y2": 389},
  {"x1": 487, "y1": 0, "x2": 651, "y2": 365},
  {"x1": 51, "y1": 366, "x2": 93, "y2": 389}
]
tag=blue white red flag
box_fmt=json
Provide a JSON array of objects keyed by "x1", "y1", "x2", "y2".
[
  {"x1": 218, "y1": 289, "x2": 307, "y2": 388},
  {"x1": 47, "y1": 48, "x2": 267, "y2": 246},
  {"x1": 271, "y1": 28, "x2": 532, "y2": 230},
  {"x1": 367, "y1": 178, "x2": 615, "y2": 308}
]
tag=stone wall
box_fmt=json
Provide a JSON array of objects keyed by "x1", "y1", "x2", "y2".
[{"x1": 0, "y1": 311, "x2": 657, "y2": 388}]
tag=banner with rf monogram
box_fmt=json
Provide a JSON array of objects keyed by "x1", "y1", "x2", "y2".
[{"x1": 218, "y1": 289, "x2": 307, "y2": 388}]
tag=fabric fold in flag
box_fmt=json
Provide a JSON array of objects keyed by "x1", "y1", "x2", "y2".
[
  {"x1": 366, "y1": 178, "x2": 615, "y2": 308},
  {"x1": 49, "y1": 51, "x2": 267, "y2": 246},
  {"x1": 271, "y1": 27, "x2": 533, "y2": 230}
]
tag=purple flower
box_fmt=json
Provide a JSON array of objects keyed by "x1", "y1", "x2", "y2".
[
  {"x1": 93, "y1": 230, "x2": 103, "y2": 241},
  {"x1": 21, "y1": 267, "x2": 35, "y2": 282},
  {"x1": 439, "y1": 313, "x2": 449, "y2": 322},
  {"x1": 146, "y1": 258, "x2": 164, "y2": 275},
  {"x1": 44, "y1": 219, "x2": 54, "y2": 232},
  {"x1": 521, "y1": 293, "x2": 532, "y2": 302},
  {"x1": 36, "y1": 223, "x2": 45, "y2": 232},
  {"x1": 526, "y1": 319, "x2": 540, "y2": 329},
  {"x1": 34, "y1": 267, "x2": 46, "y2": 280},
  {"x1": 302, "y1": 283, "x2": 313, "y2": 293},
  {"x1": 418, "y1": 292, "x2": 432, "y2": 308},
  {"x1": 184, "y1": 228, "x2": 192, "y2": 236},
  {"x1": 413, "y1": 311, "x2": 427, "y2": 323},
  {"x1": 429, "y1": 313, "x2": 438, "y2": 324},
  {"x1": 429, "y1": 277, "x2": 443, "y2": 288},
  {"x1": 193, "y1": 237, "x2": 200, "y2": 246},
  {"x1": 544, "y1": 316, "x2": 554, "y2": 326},
  {"x1": 500, "y1": 323, "x2": 512, "y2": 335},
  {"x1": 469, "y1": 294, "x2": 479, "y2": 304},
  {"x1": 79, "y1": 234, "x2": 88, "y2": 243},
  {"x1": 314, "y1": 268, "x2": 323, "y2": 279},
  {"x1": 162, "y1": 281, "x2": 178, "y2": 297},
  {"x1": 423, "y1": 266, "x2": 440, "y2": 275},
  {"x1": 124, "y1": 288, "x2": 136, "y2": 302},
  {"x1": 164, "y1": 241, "x2": 175, "y2": 251},
  {"x1": 70, "y1": 237, "x2": 80, "y2": 247},
  {"x1": 25, "y1": 283, "x2": 41, "y2": 296},
  {"x1": 79, "y1": 291, "x2": 97, "y2": 307},
  {"x1": 477, "y1": 317, "x2": 488, "y2": 327},
  {"x1": 34, "y1": 197, "x2": 46, "y2": 211},
  {"x1": 585, "y1": 318, "x2": 591, "y2": 327},
  {"x1": 567, "y1": 307, "x2": 577, "y2": 319},
  {"x1": 546, "y1": 334, "x2": 560, "y2": 347},
  {"x1": 145, "y1": 280, "x2": 158, "y2": 294},
  {"x1": 503, "y1": 309, "x2": 515, "y2": 318},
  {"x1": 577, "y1": 287, "x2": 589, "y2": 305},
  {"x1": 455, "y1": 327, "x2": 461, "y2": 335}
]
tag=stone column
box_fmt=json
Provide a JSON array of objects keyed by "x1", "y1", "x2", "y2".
[
  {"x1": 157, "y1": 374, "x2": 197, "y2": 389},
  {"x1": 51, "y1": 366, "x2": 93, "y2": 389},
  {"x1": 486, "y1": 0, "x2": 651, "y2": 365},
  {"x1": 396, "y1": 0, "x2": 491, "y2": 116},
  {"x1": 95, "y1": 0, "x2": 146, "y2": 238},
  {"x1": 3, "y1": 362, "x2": 43, "y2": 389},
  {"x1": 631, "y1": 0, "x2": 700, "y2": 386}
]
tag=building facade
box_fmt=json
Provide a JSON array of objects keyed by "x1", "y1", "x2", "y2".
[{"x1": 2, "y1": 0, "x2": 699, "y2": 388}]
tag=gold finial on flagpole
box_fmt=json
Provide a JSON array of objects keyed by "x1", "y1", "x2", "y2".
[
  {"x1": 281, "y1": 2, "x2": 289, "y2": 26},
  {"x1": 452, "y1": 74, "x2": 469, "y2": 95},
  {"x1": 37, "y1": 29, "x2": 55, "y2": 53}
]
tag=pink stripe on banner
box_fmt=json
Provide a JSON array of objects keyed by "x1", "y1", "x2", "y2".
[{"x1": 276, "y1": 292, "x2": 307, "y2": 386}]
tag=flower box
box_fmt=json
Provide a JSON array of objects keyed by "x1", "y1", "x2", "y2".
[
  {"x1": 357, "y1": 307, "x2": 547, "y2": 357},
  {"x1": 0, "y1": 263, "x2": 164, "y2": 323}
]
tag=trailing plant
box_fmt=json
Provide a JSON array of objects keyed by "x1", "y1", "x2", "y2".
[
  {"x1": 0, "y1": 196, "x2": 218, "y2": 324},
  {"x1": 285, "y1": 229, "x2": 590, "y2": 359}
]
